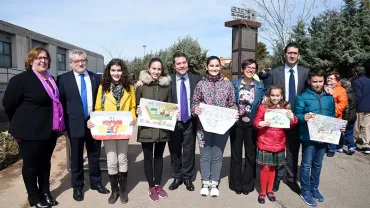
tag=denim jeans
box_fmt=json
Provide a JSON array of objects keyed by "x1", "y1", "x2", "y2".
[
  {"x1": 342, "y1": 121, "x2": 355, "y2": 148},
  {"x1": 300, "y1": 141, "x2": 326, "y2": 192}
]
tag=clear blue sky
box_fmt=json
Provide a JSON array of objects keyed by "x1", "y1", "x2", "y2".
[{"x1": 1, "y1": 0, "x2": 344, "y2": 63}]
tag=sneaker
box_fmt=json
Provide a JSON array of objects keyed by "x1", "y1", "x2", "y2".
[
  {"x1": 155, "y1": 185, "x2": 168, "y2": 198},
  {"x1": 200, "y1": 181, "x2": 210, "y2": 196},
  {"x1": 348, "y1": 147, "x2": 355, "y2": 155},
  {"x1": 360, "y1": 147, "x2": 370, "y2": 154},
  {"x1": 148, "y1": 187, "x2": 159, "y2": 202},
  {"x1": 311, "y1": 188, "x2": 324, "y2": 202},
  {"x1": 326, "y1": 152, "x2": 335, "y2": 157},
  {"x1": 337, "y1": 148, "x2": 344, "y2": 153},
  {"x1": 300, "y1": 191, "x2": 318, "y2": 206},
  {"x1": 210, "y1": 181, "x2": 219, "y2": 197}
]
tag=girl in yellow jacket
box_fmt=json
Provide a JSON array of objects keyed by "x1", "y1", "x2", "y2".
[{"x1": 87, "y1": 59, "x2": 136, "y2": 204}]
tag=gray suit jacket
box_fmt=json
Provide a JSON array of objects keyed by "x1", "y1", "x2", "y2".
[{"x1": 264, "y1": 65, "x2": 310, "y2": 109}]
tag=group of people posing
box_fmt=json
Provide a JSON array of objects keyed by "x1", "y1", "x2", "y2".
[{"x1": 3, "y1": 42, "x2": 370, "y2": 208}]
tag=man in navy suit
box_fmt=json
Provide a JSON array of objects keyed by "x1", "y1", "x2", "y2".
[
  {"x1": 57, "y1": 49, "x2": 109, "y2": 201},
  {"x1": 264, "y1": 43, "x2": 310, "y2": 193}
]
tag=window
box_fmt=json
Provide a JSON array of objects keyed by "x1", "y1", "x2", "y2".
[
  {"x1": 57, "y1": 47, "x2": 66, "y2": 71},
  {"x1": 0, "y1": 41, "x2": 11, "y2": 68},
  {"x1": 32, "y1": 40, "x2": 45, "y2": 49}
]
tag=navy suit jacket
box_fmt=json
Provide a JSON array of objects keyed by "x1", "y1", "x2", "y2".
[
  {"x1": 57, "y1": 70, "x2": 100, "y2": 139},
  {"x1": 170, "y1": 73, "x2": 201, "y2": 104},
  {"x1": 264, "y1": 65, "x2": 310, "y2": 109}
]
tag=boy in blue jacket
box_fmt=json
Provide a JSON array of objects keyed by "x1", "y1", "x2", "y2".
[{"x1": 295, "y1": 68, "x2": 344, "y2": 206}]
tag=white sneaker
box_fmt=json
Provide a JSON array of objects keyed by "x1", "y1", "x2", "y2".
[
  {"x1": 210, "y1": 181, "x2": 219, "y2": 197},
  {"x1": 200, "y1": 181, "x2": 210, "y2": 196}
]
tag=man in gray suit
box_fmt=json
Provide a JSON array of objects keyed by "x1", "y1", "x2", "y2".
[{"x1": 264, "y1": 42, "x2": 310, "y2": 193}]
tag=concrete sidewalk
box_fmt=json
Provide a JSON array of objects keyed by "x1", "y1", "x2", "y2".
[{"x1": 1, "y1": 126, "x2": 370, "y2": 208}]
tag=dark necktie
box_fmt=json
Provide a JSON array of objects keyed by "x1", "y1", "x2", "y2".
[
  {"x1": 80, "y1": 74, "x2": 88, "y2": 119},
  {"x1": 289, "y1": 69, "x2": 296, "y2": 106},
  {"x1": 180, "y1": 77, "x2": 189, "y2": 122}
]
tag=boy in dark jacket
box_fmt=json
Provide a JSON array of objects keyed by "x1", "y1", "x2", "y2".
[
  {"x1": 294, "y1": 68, "x2": 337, "y2": 206},
  {"x1": 340, "y1": 78, "x2": 357, "y2": 155}
]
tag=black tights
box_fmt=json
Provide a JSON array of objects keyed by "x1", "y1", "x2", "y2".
[{"x1": 141, "y1": 142, "x2": 166, "y2": 187}]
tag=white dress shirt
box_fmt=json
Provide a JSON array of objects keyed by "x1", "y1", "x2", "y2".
[
  {"x1": 176, "y1": 73, "x2": 191, "y2": 118},
  {"x1": 284, "y1": 64, "x2": 299, "y2": 102},
  {"x1": 73, "y1": 70, "x2": 93, "y2": 115}
]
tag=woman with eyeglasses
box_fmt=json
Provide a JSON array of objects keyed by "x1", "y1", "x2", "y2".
[
  {"x1": 228, "y1": 59, "x2": 264, "y2": 196},
  {"x1": 2, "y1": 47, "x2": 65, "y2": 208}
]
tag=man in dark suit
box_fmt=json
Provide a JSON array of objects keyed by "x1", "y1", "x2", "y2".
[
  {"x1": 57, "y1": 49, "x2": 109, "y2": 201},
  {"x1": 264, "y1": 42, "x2": 310, "y2": 193},
  {"x1": 168, "y1": 52, "x2": 201, "y2": 191}
]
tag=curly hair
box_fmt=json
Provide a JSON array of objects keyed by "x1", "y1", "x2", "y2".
[
  {"x1": 262, "y1": 85, "x2": 291, "y2": 109},
  {"x1": 101, "y1": 59, "x2": 131, "y2": 93}
]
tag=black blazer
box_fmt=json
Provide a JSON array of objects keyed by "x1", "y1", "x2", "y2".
[
  {"x1": 171, "y1": 73, "x2": 201, "y2": 104},
  {"x1": 2, "y1": 70, "x2": 54, "y2": 140},
  {"x1": 264, "y1": 65, "x2": 310, "y2": 109},
  {"x1": 57, "y1": 70, "x2": 100, "y2": 139}
]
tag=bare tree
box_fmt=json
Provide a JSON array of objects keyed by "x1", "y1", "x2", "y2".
[
  {"x1": 99, "y1": 44, "x2": 125, "y2": 60},
  {"x1": 241, "y1": 0, "x2": 329, "y2": 48}
]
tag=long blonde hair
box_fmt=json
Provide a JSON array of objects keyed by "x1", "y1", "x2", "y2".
[{"x1": 262, "y1": 85, "x2": 291, "y2": 109}]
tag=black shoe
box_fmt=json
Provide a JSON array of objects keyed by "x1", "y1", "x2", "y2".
[
  {"x1": 267, "y1": 192, "x2": 276, "y2": 201},
  {"x1": 242, "y1": 191, "x2": 249, "y2": 195},
  {"x1": 168, "y1": 178, "x2": 183, "y2": 190},
  {"x1": 326, "y1": 152, "x2": 335, "y2": 157},
  {"x1": 118, "y1": 172, "x2": 129, "y2": 204},
  {"x1": 108, "y1": 174, "x2": 120, "y2": 204},
  {"x1": 273, "y1": 180, "x2": 280, "y2": 192},
  {"x1": 184, "y1": 180, "x2": 195, "y2": 191},
  {"x1": 91, "y1": 183, "x2": 110, "y2": 194},
  {"x1": 235, "y1": 191, "x2": 241, "y2": 195},
  {"x1": 43, "y1": 192, "x2": 59, "y2": 206},
  {"x1": 30, "y1": 200, "x2": 51, "y2": 208},
  {"x1": 286, "y1": 181, "x2": 300, "y2": 194},
  {"x1": 258, "y1": 194, "x2": 265, "y2": 204},
  {"x1": 73, "y1": 188, "x2": 84, "y2": 201}
]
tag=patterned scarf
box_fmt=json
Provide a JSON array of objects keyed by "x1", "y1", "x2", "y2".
[{"x1": 101, "y1": 83, "x2": 124, "y2": 111}]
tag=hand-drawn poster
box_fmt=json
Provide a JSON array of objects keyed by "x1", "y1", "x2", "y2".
[
  {"x1": 265, "y1": 109, "x2": 290, "y2": 128},
  {"x1": 137, "y1": 98, "x2": 179, "y2": 131},
  {"x1": 90, "y1": 111, "x2": 133, "y2": 140},
  {"x1": 308, "y1": 114, "x2": 348, "y2": 145},
  {"x1": 198, "y1": 103, "x2": 238, "y2": 135}
]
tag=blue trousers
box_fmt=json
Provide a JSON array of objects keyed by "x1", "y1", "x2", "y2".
[{"x1": 300, "y1": 141, "x2": 326, "y2": 192}]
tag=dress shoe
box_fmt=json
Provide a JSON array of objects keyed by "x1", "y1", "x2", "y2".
[
  {"x1": 91, "y1": 183, "x2": 110, "y2": 194},
  {"x1": 168, "y1": 178, "x2": 183, "y2": 190},
  {"x1": 235, "y1": 191, "x2": 241, "y2": 195},
  {"x1": 43, "y1": 192, "x2": 59, "y2": 206},
  {"x1": 184, "y1": 180, "x2": 195, "y2": 191},
  {"x1": 286, "y1": 181, "x2": 300, "y2": 194},
  {"x1": 30, "y1": 200, "x2": 52, "y2": 208},
  {"x1": 73, "y1": 188, "x2": 84, "y2": 201},
  {"x1": 242, "y1": 191, "x2": 249, "y2": 195},
  {"x1": 273, "y1": 180, "x2": 280, "y2": 192}
]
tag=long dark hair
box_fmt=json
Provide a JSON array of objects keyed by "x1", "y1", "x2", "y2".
[
  {"x1": 262, "y1": 85, "x2": 291, "y2": 109},
  {"x1": 148, "y1": 57, "x2": 168, "y2": 77},
  {"x1": 102, "y1": 58, "x2": 131, "y2": 92}
]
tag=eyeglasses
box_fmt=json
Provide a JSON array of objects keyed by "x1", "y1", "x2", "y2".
[
  {"x1": 244, "y1": 66, "x2": 256, "y2": 71},
  {"x1": 36, "y1": 57, "x2": 49, "y2": 61},
  {"x1": 71, "y1": 59, "x2": 88, "y2": 64}
]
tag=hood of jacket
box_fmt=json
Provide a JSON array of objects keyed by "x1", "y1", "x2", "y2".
[{"x1": 139, "y1": 70, "x2": 171, "y2": 86}]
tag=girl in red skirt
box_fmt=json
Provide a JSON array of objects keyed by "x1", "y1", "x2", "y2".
[{"x1": 253, "y1": 85, "x2": 298, "y2": 204}]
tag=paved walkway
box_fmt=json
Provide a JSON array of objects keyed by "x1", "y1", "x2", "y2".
[{"x1": 1, "y1": 126, "x2": 370, "y2": 208}]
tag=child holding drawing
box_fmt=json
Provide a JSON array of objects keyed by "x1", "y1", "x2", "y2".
[
  {"x1": 253, "y1": 85, "x2": 298, "y2": 204},
  {"x1": 295, "y1": 68, "x2": 345, "y2": 206}
]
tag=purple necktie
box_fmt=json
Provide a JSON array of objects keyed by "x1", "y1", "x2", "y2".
[{"x1": 180, "y1": 77, "x2": 189, "y2": 122}]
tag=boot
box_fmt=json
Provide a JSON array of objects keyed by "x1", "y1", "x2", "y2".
[
  {"x1": 108, "y1": 174, "x2": 119, "y2": 204},
  {"x1": 118, "y1": 172, "x2": 128, "y2": 204}
]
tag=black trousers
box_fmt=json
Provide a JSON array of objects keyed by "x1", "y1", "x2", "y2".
[
  {"x1": 141, "y1": 142, "x2": 166, "y2": 187},
  {"x1": 69, "y1": 127, "x2": 102, "y2": 189},
  {"x1": 229, "y1": 125, "x2": 257, "y2": 193},
  {"x1": 168, "y1": 120, "x2": 196, "y2": 180},
  {"x1": 276, "y1": 126, "x2": 300, "y2": 183},
  {"x1": 18, "y1": 133, "x2": 57, "y2": 204}
]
